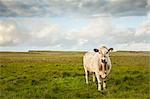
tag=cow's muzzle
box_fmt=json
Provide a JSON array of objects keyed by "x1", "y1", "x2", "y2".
[{"x1": 101, "y1": 59, "x2": 107, "y2": 64}]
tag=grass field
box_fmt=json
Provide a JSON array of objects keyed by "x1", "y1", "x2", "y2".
[{"x1": 0, "y1": 51, "x2": 150, "y2": 99}]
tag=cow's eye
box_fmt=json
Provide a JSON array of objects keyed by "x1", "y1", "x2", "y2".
[{"x1": 106, "y1": 51, "x2": 109, "y2": 54}]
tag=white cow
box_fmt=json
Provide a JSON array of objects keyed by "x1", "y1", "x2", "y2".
[{"x1": 83, "y1": 46, "x2": 113, "y2": 91}]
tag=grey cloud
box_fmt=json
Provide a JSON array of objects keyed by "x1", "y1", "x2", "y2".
[
  {"x1": 0, "y1": 0, "x2": 149, "y2": 17},
  {"x1": 0, "y1": 0, "x2": 17, "y2": 16},
  {"x1": 0, "y1": 0, "x2": 46, "y2": 17},
  {"x1": 108, "y1": 0, "x2": 149, "y2": 16}
]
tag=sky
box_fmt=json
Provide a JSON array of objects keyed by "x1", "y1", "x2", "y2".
[{"x1": 0, "y1": 0, "x2": 150, "y2": 51}]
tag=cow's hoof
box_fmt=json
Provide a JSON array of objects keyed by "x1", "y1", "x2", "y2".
[{"x1": 98, "y1": 88, "x2": 102, "y2": 91}]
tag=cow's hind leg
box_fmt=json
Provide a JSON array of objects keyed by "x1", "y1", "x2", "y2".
[
  {"x1": 93, "y1": 72, "x2": 95, "y2": 82},
  {"x1": 84, "y1": 68, "x2": 89, "y2": 84}
]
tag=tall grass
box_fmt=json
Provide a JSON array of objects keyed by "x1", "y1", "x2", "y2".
[{"x1": 0, "y1": 51, "x2": 149, "y2": 98}]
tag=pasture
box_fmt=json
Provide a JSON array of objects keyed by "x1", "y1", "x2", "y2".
[{"x1": 0, "y1": 51, "x2": 150, "y2": 98}]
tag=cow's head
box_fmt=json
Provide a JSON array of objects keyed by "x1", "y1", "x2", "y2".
[{"x1": 94, "y1": 46, "x2": 113, "y2": 64}]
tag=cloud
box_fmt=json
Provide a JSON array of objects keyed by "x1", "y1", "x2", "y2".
[
  {"x1": 63, "y1": 17, "x2": 150, "y2": 50},
  {"x1": 0, "y1": 18, "x2": 77, "y2": 50},
  {"x1": 0, "y1": 0, "x2": 149, "y2": 51},
  {"x1": 0, "y1": 0, "x2": 148, "y2": 17},
  {"x1": 29, "y1": 23, "x2": 63, "y2": 47},
  {"x1": 0, "y1": 16, "x2": 149, "y2": 51},
  {"x1": 0, "y1": 20, "x2": 28, "y2": 46},
  {"x1": 115, "y1": 43, "x2": 150, "y2": 51},
  {"x1": 135, "y1": 19, "x2": 150, "y2": 36},
  {"x1": 0, "y1": 0, "x2": 46, "y2": 17},
  {"x1": 107, "y1": 0, "x2": 149, "y2": 16},
  {"x1": 67, "y1": 18, "x2": 114, "y2": 48}
]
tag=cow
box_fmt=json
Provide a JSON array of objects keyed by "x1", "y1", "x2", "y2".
[{"x1": 83, "y1": 46, "x2": 113, "y2": 91}]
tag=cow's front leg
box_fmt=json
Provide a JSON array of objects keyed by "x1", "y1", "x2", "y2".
[
  {"x1": 95, "y1": 73, "x2": 102, "y2": 91},
  {"x1": 103, "y1": 80, "x2": 107, "y2": 90}
]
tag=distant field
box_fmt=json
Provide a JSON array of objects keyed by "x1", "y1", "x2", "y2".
[{"x1": 0, "y1": 51, "x2": 150, "y2": 98}]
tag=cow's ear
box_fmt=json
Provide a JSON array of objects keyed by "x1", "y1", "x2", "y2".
[
  {"x1": 108, "y1": 48, "x2": 113, "y2": 52},
  {"x1": 94, "y1": 48, "x2": 99, "y2": 52}
]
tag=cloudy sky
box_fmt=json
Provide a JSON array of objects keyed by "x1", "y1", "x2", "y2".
[{"x1": 0, "y1": 0, "x2": 150, "y2": 51}]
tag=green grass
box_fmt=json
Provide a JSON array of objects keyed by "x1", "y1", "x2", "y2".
[{"x1": 0, "y1": 51, "x2": 150, "y2": 99}]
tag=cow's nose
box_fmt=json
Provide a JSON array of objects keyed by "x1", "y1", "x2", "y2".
[{"x1": 101, "y1": 59, "x2": 106, "y2": 63}]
